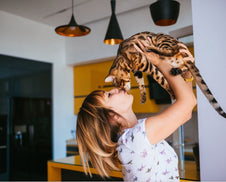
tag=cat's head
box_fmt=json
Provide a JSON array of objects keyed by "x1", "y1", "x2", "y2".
[{"x1": 105, "y1": 69, "x2": 131, "y2": 91}]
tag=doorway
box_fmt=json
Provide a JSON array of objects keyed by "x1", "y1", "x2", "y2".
[{"x1": 0, "y1": 54, "x2": 52, "y2": 181}]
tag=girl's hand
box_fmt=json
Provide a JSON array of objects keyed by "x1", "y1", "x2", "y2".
[
  {"x1": 178, "y1": 43, "x2": 194, "y2": 80},
  {"x1": 133, "y1": 38, "x2": 162, "y2": 66},
  {"x1": 178, "y1": 43, "x2": 195, "y2": 63}
]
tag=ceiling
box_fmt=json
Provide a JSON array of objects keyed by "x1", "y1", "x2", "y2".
[
  {"x1": 0, "y1": 0, "x2": 156, "y2": 79},
  {"x1": 0, "y1": 0, "x2": 155, "y2": 28}
]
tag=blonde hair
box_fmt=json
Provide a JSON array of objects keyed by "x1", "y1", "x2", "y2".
[{"x1": 76, "y1": 90, "x2": 121, "y2": 178}]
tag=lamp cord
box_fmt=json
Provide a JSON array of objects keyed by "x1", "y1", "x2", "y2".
[
  {"x1": 72, "y1": 0, "x2": 74, "y2": 15},
  {"x1": 111, "y1": 0, "x2": 115, "y2": 14}
]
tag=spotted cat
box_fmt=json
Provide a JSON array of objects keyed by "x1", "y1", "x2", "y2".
[{"x1": 105, "y1": 31, "x2": 226, "y2": 118}]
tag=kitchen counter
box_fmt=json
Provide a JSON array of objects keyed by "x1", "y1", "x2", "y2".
[
  {"x1": 47, "y1": 155, "x2": 122, "y2": 181},
  {"x1": 48, "y1": 155, "x2": 199, "y2": 181}
]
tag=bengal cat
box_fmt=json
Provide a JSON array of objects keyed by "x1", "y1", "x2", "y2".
[{"x1": 105, "y1": 31, "x2": 226, "y2": 119}]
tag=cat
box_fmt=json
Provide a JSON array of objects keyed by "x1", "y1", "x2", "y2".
[{"x1": 105, "y1": 31, "x2": 226, "y2": 119}]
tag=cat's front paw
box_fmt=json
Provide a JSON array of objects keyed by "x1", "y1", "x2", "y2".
[{"x1": 140, "y1": 93, "x2": 146, "y2": 104}]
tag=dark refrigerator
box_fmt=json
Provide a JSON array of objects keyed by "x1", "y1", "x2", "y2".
[{"x1": 10, "y1": 97, "x2": 52, "y2": 181}]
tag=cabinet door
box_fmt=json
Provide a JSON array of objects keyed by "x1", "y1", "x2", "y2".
[{"x1": 74, "y1": 61, "x2": 113, "y2": 114}]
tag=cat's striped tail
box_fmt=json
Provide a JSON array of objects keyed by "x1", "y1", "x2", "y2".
[{"x1": 186, "y1": 61, "x2": 226, "y2": 119}]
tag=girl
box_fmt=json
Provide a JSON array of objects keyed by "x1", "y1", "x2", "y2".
[{"x1": 76, "y1": 41, "x2": 197, "y2": 181}]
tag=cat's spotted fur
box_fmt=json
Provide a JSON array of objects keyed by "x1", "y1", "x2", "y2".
[{"x1": 105, "y1": 31, "x2": 226, "y2": 118}]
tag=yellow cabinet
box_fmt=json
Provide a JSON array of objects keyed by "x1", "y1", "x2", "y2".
[
  {"x1": 74, "y1": 61, "x2": 113, "y2": 113},
  {"x1": 74, "y1": 60, "x2": 159, "y2": 114}
]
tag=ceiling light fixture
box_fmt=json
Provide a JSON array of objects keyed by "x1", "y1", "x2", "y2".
[
  {"x1": 55, "y1": 0, "x2": 91, "y2": 37},
  {"x1": 104, "y1": 0, "x2": 123, "y2": 45},
  {"x1": 150, "y1": 0, "x2": 180, "y2": 26}
]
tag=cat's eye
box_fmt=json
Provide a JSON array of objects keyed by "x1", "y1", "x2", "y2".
[{"x1": 108, "y1": 93, "x2": 112, "y2": 97}]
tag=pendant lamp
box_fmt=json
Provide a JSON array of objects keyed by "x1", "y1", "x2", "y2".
[
  {"x1": 150, "y1": 0, "x2": 180, "y2": 26},
  {"x1": 55, "y1": 0, "x2": 91, "y2": 37},
  {"x1": 104, "y1": 0, "x2": 123, "y2": 45}
]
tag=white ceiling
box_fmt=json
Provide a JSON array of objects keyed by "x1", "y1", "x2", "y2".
[
  {"x1": 0, "y1": 0, "x2": 155, "y2": 79},
  {"x1": 0, "y1": 0, "x2": 155, "y2": 28}
]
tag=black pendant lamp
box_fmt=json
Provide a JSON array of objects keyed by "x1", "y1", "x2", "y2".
[
  {"x1": 55, "y1": 0, "x2": 91, "y2": 37},
  {"x1": 150, "y1": 0, "x2": 180, "y2": 26},
  {"x1": 104, "y1": 0, "x2": 123, "y2": 45}
]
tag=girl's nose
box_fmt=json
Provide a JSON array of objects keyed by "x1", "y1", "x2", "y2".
[{"x1": 110, "y1": 88, "x2": 119, "y2": 94}]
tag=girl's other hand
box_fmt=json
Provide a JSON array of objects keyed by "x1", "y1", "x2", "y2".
[{"x1": 178, "y1": 43, "x2": 195, "y2": 63}]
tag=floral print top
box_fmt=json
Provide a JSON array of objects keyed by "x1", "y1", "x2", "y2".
[{"x1": 117, "y1": 118, "x2": 179, "y2": 182}]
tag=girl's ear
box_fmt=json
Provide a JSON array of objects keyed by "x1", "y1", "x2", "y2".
[
  {"x1": 108, "y1": 112, "x2": 120, "y2": 124},
  {"x1": 105, "y1": 75, "x2": 115, "y2": 82},
  {"x1": 113, "y1": 114, "x2": 119, "y2": 121}
]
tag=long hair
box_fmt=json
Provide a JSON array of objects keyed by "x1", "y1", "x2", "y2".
[{"x1": 76, "y1": 90, "x2": 121, "y2": 178}]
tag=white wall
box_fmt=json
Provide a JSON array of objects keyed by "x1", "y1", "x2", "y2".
[
  {"x1": 66, "y1": 0, "x2": 192, "y2": 65},
  {"x1": 192, "y1": 0, "x2": 226, "y2": 180},
  {"x1": 0, "y1": 11, "x2": 75, "y2": 159}
]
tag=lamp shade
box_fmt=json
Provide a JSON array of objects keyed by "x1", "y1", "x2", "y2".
[
  {"x1": 104, "y1": 0, "x2": 123, "y2": 45},
  {"x1": 55, "y1": 15, "x2": 91, "y2": 37},
  {"x1": 150, "y1": 0, "x2": 180, "y2": 26}
]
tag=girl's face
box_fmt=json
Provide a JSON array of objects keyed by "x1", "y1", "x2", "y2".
[{"x1": 101, "y1": 88, "x2": 133, "y2": 114}]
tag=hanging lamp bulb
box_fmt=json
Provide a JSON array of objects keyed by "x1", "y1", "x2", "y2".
[
  {"x1": 104, "y1": 0, "x2": 123, "y2": 45},
  {"x1": 55, "y1": 0, "x2": 91, "y2": 37},
  {"x1": 150, "y1": 0, "x2": 180, "y2": 26}
]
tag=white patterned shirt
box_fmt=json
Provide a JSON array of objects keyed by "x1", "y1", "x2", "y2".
[{"x1": 117, "y1": 118, "x2": 179, "y2": 182}]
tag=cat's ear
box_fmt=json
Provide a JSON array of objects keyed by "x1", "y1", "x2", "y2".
[{"x1": 105, "y1": 75, "x2": 115, "y2": 82}]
